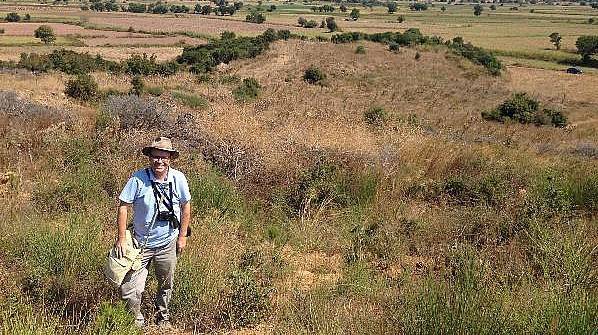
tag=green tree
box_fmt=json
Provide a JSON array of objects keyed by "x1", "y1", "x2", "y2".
[
  {"x1": 387, "y1": 2, "x2": 398, "y2": 13},
  {"x1": 325, "y1": 16, "x2": 338, "y2": 32},
  {"x1": 340, "y1": 3, "x2": 347, "y2": 12},
  {"x1": 34, "y1": 25, "x2": 56, "y2": 44},
  {"x1": 350, "y1": 8, "x2": 360, "y2": 20},
  {"x1": 441, "y1": 5, "x2": 446, "y2": 12},
  {"x1": 549, "y1": 32, "x2": 562, "y2": 50},
  {"x1": 5, "y1": 12, "x2": 21, "y2": 22},
  {"x1": 576, "y1": 35, "x2": 598, "y2": 62},
  {"x1": 473, "y1": 4, "x2": 483, "y2": 16}
]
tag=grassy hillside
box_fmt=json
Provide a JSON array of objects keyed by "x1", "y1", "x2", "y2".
[{"x1": 0, "y1": 38, "x2": 596, "y2": 334}]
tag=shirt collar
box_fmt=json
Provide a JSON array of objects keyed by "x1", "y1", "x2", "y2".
[{"x1": 148, "y1": 167, "x2": 172, "y2": 183}]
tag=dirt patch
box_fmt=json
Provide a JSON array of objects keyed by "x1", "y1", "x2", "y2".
[
  {"x1": 281, "y1": 246, "x2": 342, "y2": 291},
  {"x1": 86, "y1": 13, "x2": 307, "y2": 36}
]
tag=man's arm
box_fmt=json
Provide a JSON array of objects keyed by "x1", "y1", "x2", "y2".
[
  {"x1": 114, "y1": 201, "x2": 131, "y2": 258},
  {"x1": 177, "y1": 201, "x2": 191, "y2": 255}
]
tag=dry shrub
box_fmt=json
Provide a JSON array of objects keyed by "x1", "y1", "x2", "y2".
[
  {"x1": 102, "y1": 94, "x2": 169, "y2": 131},
  {"x1": 0, "y1": 90, "x2": 70, "y2": 132}
]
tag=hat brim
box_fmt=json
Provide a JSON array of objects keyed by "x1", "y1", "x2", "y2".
[{"x1": 142, "y1": 146, "x2": 179, "y2": 159}]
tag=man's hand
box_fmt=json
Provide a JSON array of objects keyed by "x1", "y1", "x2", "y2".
[
  {"x1": 114, "y1": 238, "x2": 126, "y2": 259},
  {"x1": 176, "y1": 236, "x2": 187, "y2": 256}
]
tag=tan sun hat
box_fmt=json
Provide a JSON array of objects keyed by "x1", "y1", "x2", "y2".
[{"x1": 141, "y1": 136, "x2": 179, "y2": 159}]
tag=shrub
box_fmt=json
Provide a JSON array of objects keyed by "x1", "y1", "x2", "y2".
[
  {"x1": 64, "y1": 74, "x2": 99, "y2": 102},
  {"x1": 449, "y1": 37, "x2": 502, "y2": 75},
  {"x1": 130, "y1": 75, "x2": 144, "y2": 96},
  {"x1": 409, "y1": 2, "x2": 428, "y2": 11},
  {"x1": 364, "y1": 106, "x2": 387, "y2": 126},
  {"x1": 397, "y1": 15, "x2": 404, "y2": 23},
  {"x1": 389, "y1": 42, "x2": 400, "y2": 52},
  {"x1": 355, "y1": 45, "x2": 366, "y2": 54},
  {"x1": 415, "y1": 51, "x2": 421, "y2": 60},
  {"x1": 232, "y1": 77, "x2": 261, "y2": 102},
  {"x1": 103, "y1": 94, "x2": 168, "y2": 130},
  {"x1": 303, "y1": 65, "x2": 326, "y2": 85},
  {"x1": 482, "y1": 93, "x2": 567, "y2": 127},
  {"x1": 5, "y1": 12, "x2": 21, "y2": 22}
]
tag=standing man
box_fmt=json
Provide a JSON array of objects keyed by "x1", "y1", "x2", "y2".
[{"x1": 114, "y1": 137, "x2": 191, "y2": 328}]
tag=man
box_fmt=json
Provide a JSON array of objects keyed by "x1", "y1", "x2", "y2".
[{"x1": 114, "y1": 136, "x2": 191, "y2": 328}]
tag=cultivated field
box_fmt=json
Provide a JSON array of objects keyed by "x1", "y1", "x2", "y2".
[{"x1": 0, "y1": 1, "x2": 596, "y2": 334}]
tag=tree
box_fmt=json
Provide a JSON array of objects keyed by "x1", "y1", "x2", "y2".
[
  {"x1": 350, "y1": 8, "x2": 360, "y2": 20},
  {"x1": 490, "y1": 4, "x2": 496, "y2": 10},
  {"x1": 441, "y1": 5, "x2": 446, "y2": 12},
  {"x1": 325, "y1": 16, "x2": 338, "y2": 32},
  {"x1": 549, "y1": 32, "x2": 562, "y2": 50},
  {"x1": 473, "y1": 4, "x2": 483, "y2": 16},
  {"x1": 340, "y1": 3, "x2": 347, "y2": 12},
  {"x1": 387, "y1": 2, "x2": 398, "y2": 13},
  {"x1": 34, "y1": 25, "x2": 56, "y2": 44},
  {"x1": 5, "y1": 12, "x2": 21, "y2": 22},
  {"x1": 246, "y1": 11, "x2": 266, "y2": 23},
  {"x1": 576, "y1": 35, "x2": 598, "y2": 62},
  {"x1": 24, "y1": 13, "x2": 31, "y2": 21}
]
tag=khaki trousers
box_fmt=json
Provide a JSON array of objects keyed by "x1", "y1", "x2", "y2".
[{"x1": 120, "y1": 237, "x2": 177, "y2": 325}]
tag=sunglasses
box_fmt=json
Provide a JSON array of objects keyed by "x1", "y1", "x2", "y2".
[{"x1": 150, "y1": 155, "x2": 171, "y2": 161}]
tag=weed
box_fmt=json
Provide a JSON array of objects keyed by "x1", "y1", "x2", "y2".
[{"x1": 89, "y1": 302, "x2": 140, "y2": 335}]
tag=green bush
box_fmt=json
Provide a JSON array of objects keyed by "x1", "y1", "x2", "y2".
[
  {"x1": 482, "y1": 93, "x2": 567, "y2": 127},
  {"x1": 364, "y1": 106, "x2": 387, "y2": 126},
  {"x1": 303, "y1": 65, "x2": 326, "y2": 85},
  {"x1": 232, "y1": 77, "x2": 261, "y2": 102},
  {"x1": 34, "y1": 25, "x2": 56, "y2": 44},
  {"x1": 355, "y1": 45, "x2": 366, "y2": 54},
  {"x1": 64, "y1": 74, "x2": 99, "y2": 102}
]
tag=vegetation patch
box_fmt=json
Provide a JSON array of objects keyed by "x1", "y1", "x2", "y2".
[
  {"x1": 177, "y1": 29, "x2": 290, "y2": 73},
  {"x1": 232, "y1": 77, "x2": 261, "y2": 102},
  {"x1": 482, "y1": 92, "x2": 567, "y2": 127},
  {"x1": 172, "y1": 90, "x2": 209, "y2": 109}
]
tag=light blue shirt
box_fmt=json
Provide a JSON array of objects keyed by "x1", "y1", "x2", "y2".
[{"x1": 119, "y1": 167, "x2": 191, "y2": 248}]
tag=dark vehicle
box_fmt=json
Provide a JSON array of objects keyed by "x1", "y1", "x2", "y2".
[{"x1": 566, "y1": 67, "x2": 583, "y2": 74}]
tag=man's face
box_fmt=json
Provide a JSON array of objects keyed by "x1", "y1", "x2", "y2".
[{"x1": 148, "y1": 148, "x2": 171, "y2": 175}]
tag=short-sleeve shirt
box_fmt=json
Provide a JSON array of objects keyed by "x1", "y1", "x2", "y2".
[{"x1": 119, "y1": 167, "x2": 191, "y2": 248}]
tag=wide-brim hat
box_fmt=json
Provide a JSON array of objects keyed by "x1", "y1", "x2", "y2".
[{"x1": 141, "y1": 136, "x2": 179, "y2": 159}]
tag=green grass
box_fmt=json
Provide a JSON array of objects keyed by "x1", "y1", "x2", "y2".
[{"x1": 171, "y1": 90, "x2": 209, "y2": 109}]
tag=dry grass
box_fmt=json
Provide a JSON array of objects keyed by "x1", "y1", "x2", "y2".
[
  {"x1": 0, "y1": 22, "x2": 149, "y2": 37},
  {"x1": 82, "y1": 36, "x2": 206, "y2": 47}
]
